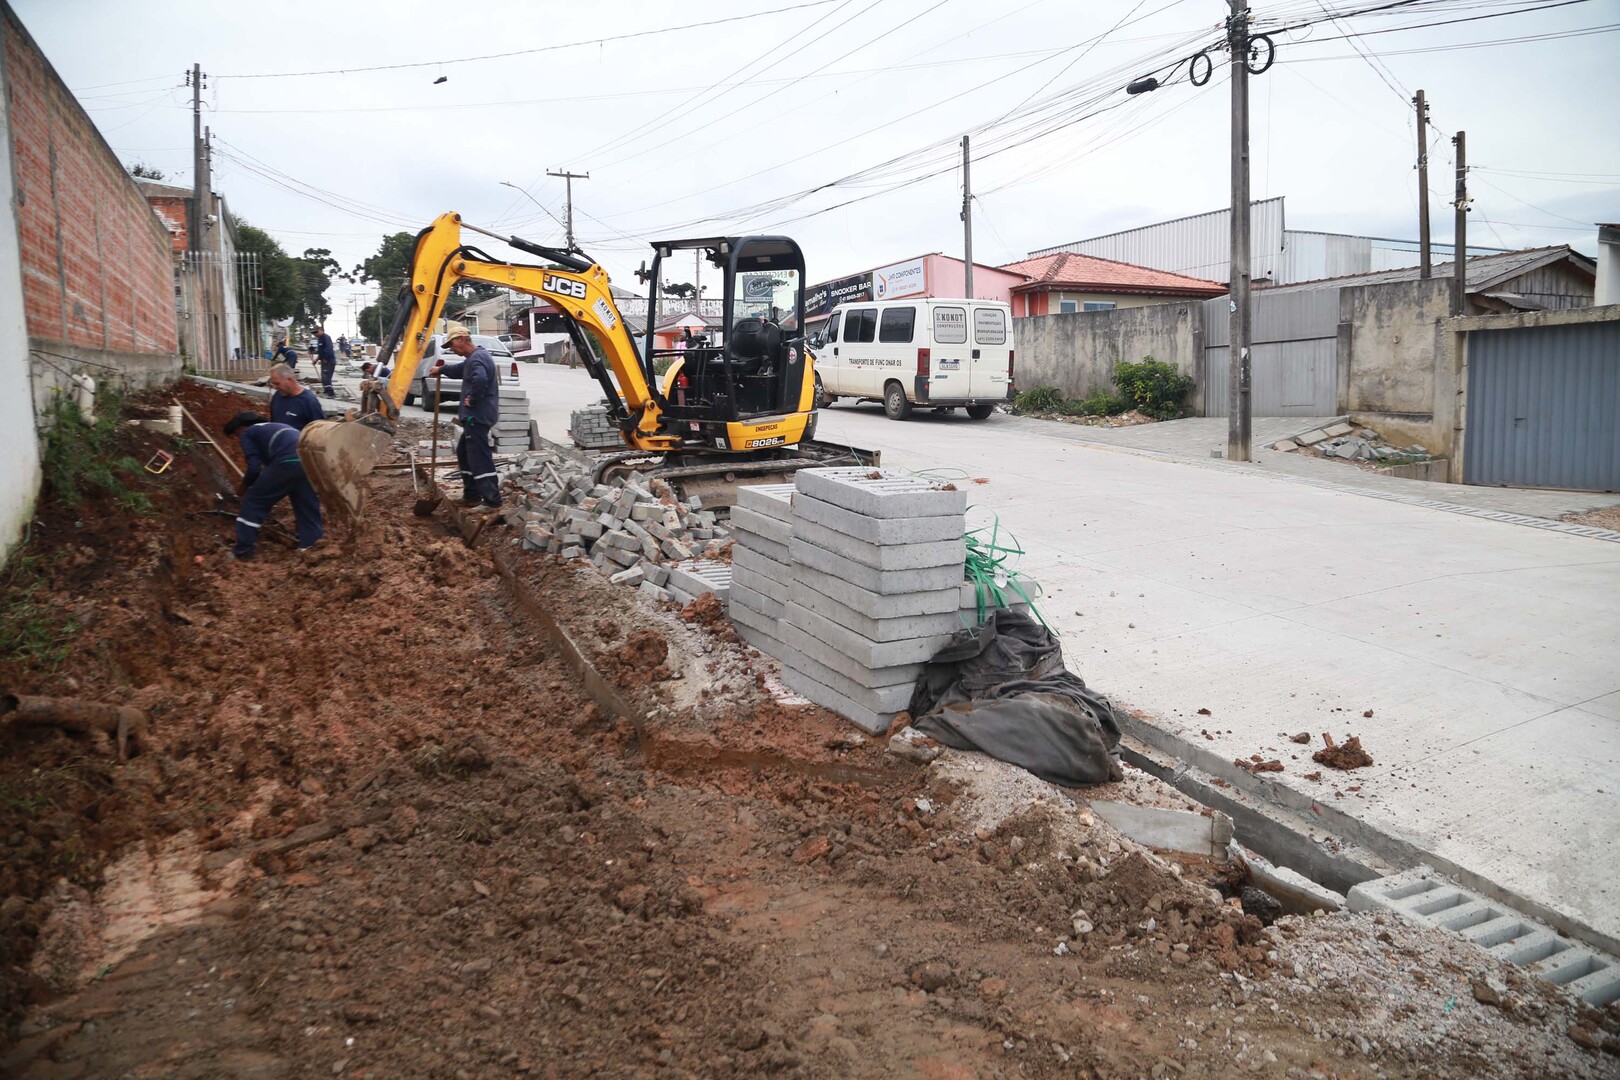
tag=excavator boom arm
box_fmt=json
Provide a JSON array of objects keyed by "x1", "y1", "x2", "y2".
[{"x1": 377, "y1": 213, "x2": 672, "y2": 442}]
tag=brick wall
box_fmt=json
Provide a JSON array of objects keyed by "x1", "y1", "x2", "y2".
[
  {"x1": 2, "y1": 3, "x2": 179, "y2": 400},
  {"x1": 147, "y1": 195, "x2": 188, "y2": 255}
]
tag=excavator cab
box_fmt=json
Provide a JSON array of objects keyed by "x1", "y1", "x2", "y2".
[{"x1": 643, "y1": 237, "x2": 814, "y2": 444}]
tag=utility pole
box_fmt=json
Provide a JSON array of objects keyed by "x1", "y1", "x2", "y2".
[
  {"x1": 1452, "y1": 130, "x2": 1468, "y2": 317},
  {"x1": 546, "y1": 168, "x2": 589, "y2": 251},
  {"x1": 1414, "y1": 90, "x2": 1431, "y2": 279},
  {"x1": 961, "y1": 135, "x2": 974, "y2": 298},
  {"x1": 187, "y1": 64, "x2": 206, "y2": 255},
  {"x1": 1227, "y1": 0, "x2": 1252, "y2": 462}
]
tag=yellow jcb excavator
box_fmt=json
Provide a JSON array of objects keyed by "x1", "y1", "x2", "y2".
[{"x1": 299, "y1": 212, "x2": 874, "y2": 519}]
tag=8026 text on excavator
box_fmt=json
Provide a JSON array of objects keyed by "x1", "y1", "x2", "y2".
[{"x1": 297, "y1": 212, "x2": 876, "y2": 518}]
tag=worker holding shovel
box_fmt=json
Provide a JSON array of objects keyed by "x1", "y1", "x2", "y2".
[
  {"x1": 430, "y1": 324, "x2": 502, "y2": 509},
  {"x1": 222, "y1": 412, "x2": 323, "y2": 560}
]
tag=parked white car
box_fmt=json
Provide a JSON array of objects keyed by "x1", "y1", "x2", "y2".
[
  {"x1": 810, "y1": 298, "x2": 1015, "y2": 420},
  {"x1": 402, "y1": 334, "x2": 514, "y2": 409}
]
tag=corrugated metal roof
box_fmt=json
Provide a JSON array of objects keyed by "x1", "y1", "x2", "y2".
[{"x1": 1254, "y1": 246, "x2": 1596, "y2": 295}]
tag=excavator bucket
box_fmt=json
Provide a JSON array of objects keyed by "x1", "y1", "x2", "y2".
[{"x1": 298, "y1": 419, "x2": 393, "y2": 523}]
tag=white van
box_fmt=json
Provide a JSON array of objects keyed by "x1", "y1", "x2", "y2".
[{"x1": 810, "y1": 298, "x2": 1014, "y2": 420}]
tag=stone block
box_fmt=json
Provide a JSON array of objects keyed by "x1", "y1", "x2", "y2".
[
  {"x1": 736, "y1": 531, "x2": 790, "y2": 565},
  {"x1": 638, "y1": 581, "x2": 670, "y2": 603},
  {"x1": 603, "y1": 530, "x2": 641, "y2": 552},
  {"x1": 735, "y1": 483, "x2": 796, "y2": 522},
  {"x1": 729, "y1": 597, "x2": 781, "y2": 643},
  {"x1": 790, "y1": 581, "x2": 966, "y2": 642},
  {"x1": 630, "y1": 503, "x2": 660, "y2": 522},
  {"x1": 731, "y1": 562, "x2": 789, "y2": 604},
  {"x1": 668, "y1": 586, "x2": 698, "y2": 607},
  {"x1": 790, "y1": 538, "x2": 963, "y2": 595},
  {"x1": 779, "y1": 621, "x2": 925, "y2": 690},
  {"x1": 793, "y1": 468, "x2": 966, "y2": 519},
  {"x1": 640, "y1": 561, "x2": 670, "y2": 587},
  {"x1": 792, "y1": 518, "x2": 965, "y2": 571},
  {"x1": 729, "y1": 505, "x2": 793, "y2": 547},
  {"x1": 1294, "y1": 429, "x2": 1328, "y2": 445},
  {"x1": 778, "y1": 665, "x2": 898, "y2": 735},
  {"x1": 731, "y1": 583, "x2": 784, "y2": 621},
  {"x1": 1324, "y1": 422, "x2": 1355, "y2": 437},
  {"x1": 1271, "y1": 439, "x2": 1299, "y2": 452},
  {"x1": 777, "y1": 647, "x2": 918, "y2": 713},
  {"x1": 790, "y1": 493, "x2": 965, "y2": 545},
  {"x1": 732, "y1": 545, "x2": 792, "y2": 580},
  {"x1": 604, "y1": 546, "x2": 641, "y2": 569},
  {"x1": 732, "y1": 619, "x2": 784, "y2": 658},
  {"x1": 660, "y1": 538, "x2": 694, "y2": 561},
  {"x1": 667, "y1": 558, "x2": 732, "y2": 597},
  {"x1": 784, "y1": 602, "x2": 954, "y2": 669},
  {"x1": 609, "y1": 566, "x2": 645, "y2": 587},
  {"x1": 560, "y1": 545, "x2": 586, "y2": 559},
  {"x1": 792, "y1": 563, "x2": 959, "y2": 619}
]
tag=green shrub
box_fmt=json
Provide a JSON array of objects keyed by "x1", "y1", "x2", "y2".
[
  {"x1": 1013, "y1": 385, "x2": 1064, "y2": 413},
  {"x1": 0, "y1": 554, "x2": 75, "y2": 669},
  {"x1": 1113, "y1": 357, "x2": 1194, "y2": 420},
  {"x1": 1072, "y1": 391, "x2": 1129, "y2": 417}
]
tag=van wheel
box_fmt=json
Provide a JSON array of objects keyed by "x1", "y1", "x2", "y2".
[
  {"x1": 403, "y1": 390, "x2": 417, "y2": 408},
  {"x1": 883, "y1": 382, "x2": 912, "y2": 421},
  {"x1": 814, "y1": 373, "x2": 834, "y2": 410},
  {"x1": 965, "y1": 403, "x2": 995, "y2": 420}
]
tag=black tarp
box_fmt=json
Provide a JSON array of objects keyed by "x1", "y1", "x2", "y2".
[{"x1": 911, "y1": 609, "x2": 1122, "y2": 787}]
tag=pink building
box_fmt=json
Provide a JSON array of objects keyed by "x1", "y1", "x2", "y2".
[{"x1": 805, "y1": 253, "x2": 1027, "y2": 326}]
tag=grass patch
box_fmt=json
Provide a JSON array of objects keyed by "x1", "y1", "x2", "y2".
[
  {"x1": 0, "y1": 553, "x2": 75, "y2": 670},
  {"x1": 40, "y1": 387, "x2": 153, "y2": 514}
]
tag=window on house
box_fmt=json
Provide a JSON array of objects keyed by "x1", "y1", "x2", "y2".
[
  {"x1": 878, "y1": 307, "x2": 915, "y2": 343},
  {"x1": 1083, "y1": 301, "x2": 1116, "y2": 312},
  {"x1": 1059, "y1": 300, "x2": 1078, "y2": 314},
  {"x1": 844, "y1": 308, "x2": 877, "y2": 343}
]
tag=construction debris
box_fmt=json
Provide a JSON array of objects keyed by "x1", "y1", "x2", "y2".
[
  {"x1": 1314, "y1": 732, "x2": 1375, "y2": 770},
  {"x1": 500, "y1": 449, "x2": 732, "y2": 600},
  {"x1": 1277, "y1": 423, "x2": 1433, "y2": 465}
]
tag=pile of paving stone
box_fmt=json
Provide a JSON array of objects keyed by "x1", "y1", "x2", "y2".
[
  {"x1": 570, "y1": 404, "x2": 625, "y2": 450},
  {"x1": 501, "y1": 450, "x2": 732, "y2": 602},
  {"x1": 1273, "y1": 421, "x2": 1432, "y2": 464}
]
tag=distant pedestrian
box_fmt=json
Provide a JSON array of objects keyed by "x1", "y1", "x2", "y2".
[
  {"x1": 430, "y1": 324, "x2": 501, "y2": 508},
  {"x1": 267, "y1": 363, "x2": 325, "y2": 430},
  {"x1": 222, "y1": 412, "x2": 322, "y2": 560},
  {"x1": 339, "y1": 334, "x2": 351, "y2": 359},
  {"x1": 315, "y1": 326, "x2": 336, "y2": 396},
  {"x1": 274, "y1": 339, "x2": 299, "y2": 368}
]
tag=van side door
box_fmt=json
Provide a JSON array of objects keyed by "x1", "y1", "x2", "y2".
[
  {"x1": 841, "y1": 307, "x2": 879, "y2": 397},
  {"x1": 818, "y1": 310, "x2": 844, "y2": 392}
]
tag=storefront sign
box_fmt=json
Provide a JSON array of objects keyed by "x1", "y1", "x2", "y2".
[{"x1": 873, "y1": 257, "x2": 926, "y2": 300}]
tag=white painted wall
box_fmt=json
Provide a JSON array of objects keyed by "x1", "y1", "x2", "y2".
[
  {"x1": 1597, "y1": 231, "x2": 1620, "y2": 306},
  {"x1": 0, "y1": 65, "x2": 40, "y2": 566}
]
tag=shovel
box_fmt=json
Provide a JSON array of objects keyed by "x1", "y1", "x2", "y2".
[{"x1": 412, "y1": 373, "x2": 445, "y2": 517}]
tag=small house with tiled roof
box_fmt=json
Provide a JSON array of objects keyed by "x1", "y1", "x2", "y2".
[{"x1": 997, "y1": 251, "x2": 1228, "y2": 318}]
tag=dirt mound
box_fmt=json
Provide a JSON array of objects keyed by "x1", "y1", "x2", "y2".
[{"x1": 1314, "y1": 732, "x2": 1374, "y2": 770}]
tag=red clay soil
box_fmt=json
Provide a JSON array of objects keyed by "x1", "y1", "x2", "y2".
[
  {"x1": 1314, "y1": 733, "x2": 1375, "y2": 771},
  {"x1": 1, "y1": 388, "x2": 1610, "y2": 1079}
]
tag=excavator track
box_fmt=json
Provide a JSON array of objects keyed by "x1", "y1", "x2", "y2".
[{"x1": 590, "y1": 440, "x2": 880, "y2": 508}]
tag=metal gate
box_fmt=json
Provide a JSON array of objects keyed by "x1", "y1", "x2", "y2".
[
  {"x1": 1464, "y1": 319, "x2": 1620, "y2": 491},
  {"x1": 1203, "y1": 290, "x2": 1339, "y2": 417}
]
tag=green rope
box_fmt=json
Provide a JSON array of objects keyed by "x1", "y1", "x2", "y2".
[{"x1": 962, "y1": 515, "x2": 1051, "y2": 634}]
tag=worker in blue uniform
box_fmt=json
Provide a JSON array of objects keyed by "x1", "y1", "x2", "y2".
[
  {"x1": 223, "y1": 411, "x2": 323, "y2": 560},
  {"x1": 430, "y1": 325, "x2": 502, "y2": 508},
  {"x1": 267, "y1": 364, "x2": 325, "y2": 430}
]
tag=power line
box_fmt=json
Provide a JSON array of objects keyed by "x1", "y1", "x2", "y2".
[{"x1": 212, "y1": 0, "x2": 846, "y2": 80}]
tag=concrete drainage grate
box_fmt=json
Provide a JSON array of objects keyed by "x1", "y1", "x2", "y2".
[{"x1": 1348, "y1": 867, "x2": 1620, "y2": 1006}]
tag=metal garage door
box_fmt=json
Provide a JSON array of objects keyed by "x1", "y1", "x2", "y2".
[{"x1": 1464, "y1": 320, "x2": 1620, "y2": 491}]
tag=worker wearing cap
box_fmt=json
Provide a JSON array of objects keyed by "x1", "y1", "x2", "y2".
[
  {"x1": 267, "y1": 363, "x2": 325, "y2": 430},
  {"x1": 222, "y1": 411, "x2": 323, "y2": 560},
  {"x1": 431, "y1": 325, "x2": 502, "y2": 508}
]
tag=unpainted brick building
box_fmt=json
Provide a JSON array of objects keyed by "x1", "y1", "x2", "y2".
[{"x1": 1, "y1": 1, "x2": 180, "y2": 419}]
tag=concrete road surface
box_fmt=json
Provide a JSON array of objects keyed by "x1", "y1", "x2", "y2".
[{"x1": 518, "y1": 366, "x2": 1620, "y2": 951}]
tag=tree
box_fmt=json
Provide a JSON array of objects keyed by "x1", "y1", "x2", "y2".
[
  {"x1": 661, "y1": 282, "x2": 706, "y2": 300},
  {"x1": 353, "y1": 231, "x2": 416, "y2": 342},
  {"x1": 234, "y1": 221, "x2": 303, "y2": 323},
  {"x1": 129, "y1": 162, "x2": 165, "y2": 180},
  {"x1": 291, "y1": 247, "x2": 344, "y2": 328}
]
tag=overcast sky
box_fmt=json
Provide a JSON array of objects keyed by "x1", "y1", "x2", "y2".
[{"x1": 20, "y1": 0, "x2": 1619, "y2": 334}]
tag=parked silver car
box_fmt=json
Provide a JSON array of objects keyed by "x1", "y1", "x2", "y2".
[{"x1": 403, "y1": 334, "x2": 514, "y2": 409}]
